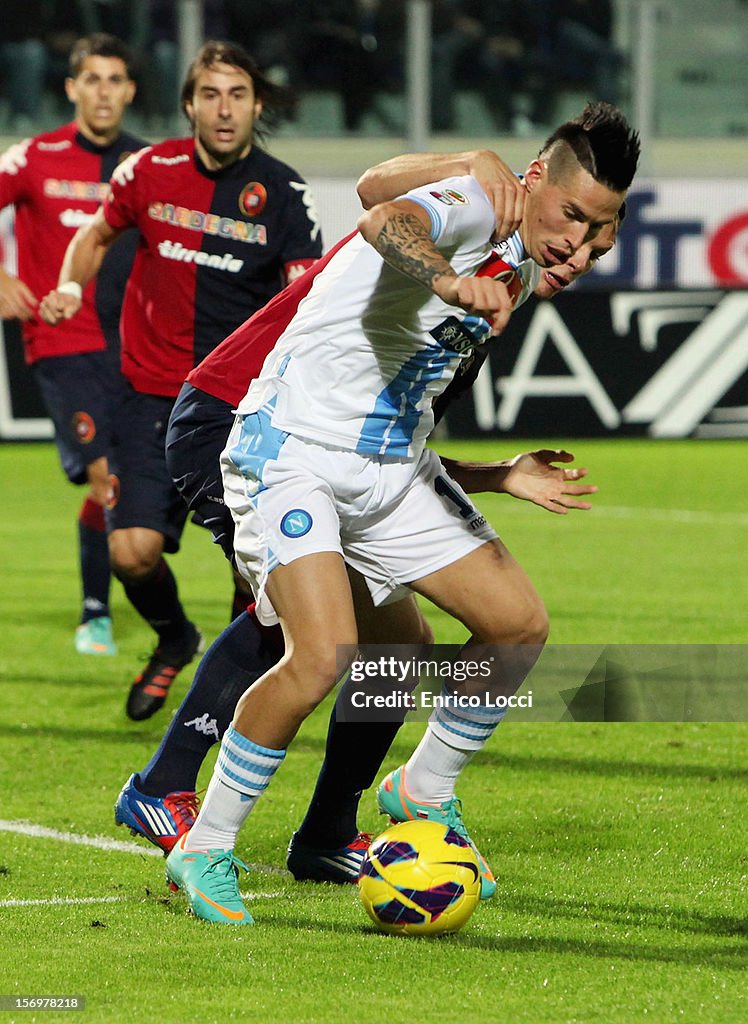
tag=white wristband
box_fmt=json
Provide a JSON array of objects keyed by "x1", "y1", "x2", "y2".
[{"x1": 58, "y1": 281, "x2": 83, "y2": 300}]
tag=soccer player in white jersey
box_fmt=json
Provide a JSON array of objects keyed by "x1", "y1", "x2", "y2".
[{"x1": 165, "y1": 103, "x2": 640, "y2": 924}]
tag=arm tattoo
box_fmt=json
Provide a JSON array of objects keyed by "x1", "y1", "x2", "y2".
[{"x1": 374, "y1": 211, "x2": 454, "y2": 290}]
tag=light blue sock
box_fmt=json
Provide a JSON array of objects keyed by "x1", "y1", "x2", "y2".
[{"x1": 187, "y1": 725, "x2": 285, "y2": 850}]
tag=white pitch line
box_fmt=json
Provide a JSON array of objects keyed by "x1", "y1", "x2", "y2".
[
  {"x1": 0, "y1": 820, "x2": 162, "y2": 857},
  {"x1": 0, "y1": 892, "x2": 280, "y2": 908},
  {"x1": 0, "y1": 819, "x2": 289, "y2": 877},
  {"x1": 0, "y1": 895, "x2": 126, "y2": 908}
]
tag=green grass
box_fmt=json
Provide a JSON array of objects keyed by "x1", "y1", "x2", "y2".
[{"x1": 0, "y1": 440, "x2": 745, "y2": 1024}]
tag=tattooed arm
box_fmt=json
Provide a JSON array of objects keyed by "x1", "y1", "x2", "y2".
[
  {"x1": 357, "y1": 198, "x2": 515, "y2": 335},
  {"x1": 357, "y1": 149, "x2": 524, "y2": 241}
]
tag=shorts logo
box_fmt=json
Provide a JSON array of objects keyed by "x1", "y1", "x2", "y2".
[
  {"x1": 72, "y1": 411, "x2": 96, "y2": 443},
  {"x1": 239, "y1": 182, "x2": 267, "y2": 217},
  {"x1": 280, "y1": 509, "x2": 313, "y2": 537}
]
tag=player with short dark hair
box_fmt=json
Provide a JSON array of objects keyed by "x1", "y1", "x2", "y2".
[
  {"x1": 156, "y1": 104, "x2": 638, "y2": 924},
  {"x1": 40, "y1": 41, "x2": 322, "y2": 719},
  {"x1": 0, "y1": 33, "x2": 145, "y2": 657},
  {"x1": 111, "y1": 130, "x2": 626, "y2": 890}
]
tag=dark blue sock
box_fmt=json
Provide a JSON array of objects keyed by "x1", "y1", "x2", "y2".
[
  {"x1": 122, "y1": 557, "x2": 190, "y2": 649},
  {"x1": 138, "y1": 612, "x2": 282, "y2": 795},
  {"x1": 78, "y1": 497, "x2": 110, "y2": 623},
  {"x1": 295, "y1": 705, "x2": 403, "y2": 849}
]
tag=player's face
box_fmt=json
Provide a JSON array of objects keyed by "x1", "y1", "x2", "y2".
[
  {"x1": 186, "y1": 63, "x2": 262, "y2": 170},
  {"x1": 66, "y1": 56, "x2": 135, "y2": 144},
  {"x1": 521, "y1": 159, "x2": 624, "y2": 269},
  {"x1": 534, "y1": 218, "x2": 619, "y2": 299}
]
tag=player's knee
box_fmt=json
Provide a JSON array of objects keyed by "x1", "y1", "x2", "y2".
[
  {"x1": 518, "y1": 602, "x2": 549, "y2": 643},
  {"x1": 516, "y1": 600, "x2": 549, "y2": 646},
  {"x1": 111, "y1": 555, "x2": 160, "y2": 585},
  {"x1": 108, "y1": 534, "x2": 161, "y2": 584},
  {"x1": 286, "y1": 634, "x2": 358, "y2": 708},
  {"x1": 483, "y1": 596, "x2": 549, "y2": 646}
]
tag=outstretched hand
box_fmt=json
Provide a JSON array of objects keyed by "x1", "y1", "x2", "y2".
[{"x1": 502, "y1": 449, "x2": 597, "y2": 514}]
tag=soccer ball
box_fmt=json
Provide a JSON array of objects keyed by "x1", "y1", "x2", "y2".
[{"x1": 358, "y1": 820, "x2": 481, "y2": 936}]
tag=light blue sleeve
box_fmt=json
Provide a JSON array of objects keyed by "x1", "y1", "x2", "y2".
[{"x1": 401, "y1": 175, "x2": 496, "y2": 249}]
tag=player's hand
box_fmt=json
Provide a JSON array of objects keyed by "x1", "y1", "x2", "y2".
[
  {"x1": 501, "y1": 449, "x2": 597, "y2": 514},
  {"x1": 468, "y1": 150, "x2": 526, "y2": 242},
  {"x1": 435, "y1": 274, "x2": 515, "y2": 335},
  {"x1": 0, "y1": 273, "x2": 37, "y2": 321},
  {"x1": 39, "y1": 289, "x2": 82, "y2": 325},
  {"x1": 0, "y1": 140, "x2": 30, "y2": 176}
]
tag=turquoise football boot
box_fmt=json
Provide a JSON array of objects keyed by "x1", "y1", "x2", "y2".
[
  {"x1": 165, "y1": 833, "x2": 253, "y2": 924},
  {"x1": 377, "y1": 766, "x2": 497, "y2": 900}
]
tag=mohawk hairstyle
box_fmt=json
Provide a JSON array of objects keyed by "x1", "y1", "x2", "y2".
[
  {"x1": 180, "y1": 40, "x2": 296, "y2": 145},
  {"x1": 539, "y1": 102, "x2": 640, "y2": 192}
]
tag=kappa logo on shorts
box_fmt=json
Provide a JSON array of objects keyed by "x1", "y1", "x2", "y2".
[
  {"x1": 280, "y1": 509, "x2": 313, "y2": 538},
  {"x1": 71, "y1": 411, "x2": 96, "y2": 444}
]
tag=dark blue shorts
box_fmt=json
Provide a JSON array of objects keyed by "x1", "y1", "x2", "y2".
[
  {"x1": 165, "y1": 383, "x2": 236, "y2": 561},
  {"x1": 33, "y1": 349, "x2": 123, "y2": 485},
  {"x1": 107, "y1": 385, "x2": 190, "y2": 553}
]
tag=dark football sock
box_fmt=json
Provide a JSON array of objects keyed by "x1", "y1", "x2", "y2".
[
  {"x1": 138, "y1": 610, "x2": 284, "y2": 796},
  {"x1": 78, "y1": 497, "x2": 111, "y2": 623},
  {"x1": 122, "y1": 557, "x2": 191, "y2": 650},
  {"x1": 295, "y1": 707, "x2": 404, "y2": 849}
]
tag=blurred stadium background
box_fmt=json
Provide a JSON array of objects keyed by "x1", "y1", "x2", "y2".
[{"x1": 1, "y1": 0, "x2": 746, "y2": 442}]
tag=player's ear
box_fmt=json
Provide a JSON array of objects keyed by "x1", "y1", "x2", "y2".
[
  {"x1": 125, "y1": 78, "x2": 136, "y2": 105},
  {"x1": 64, "y1": 77, "x2": 77, "y2": 104},
  {"x1": 523, "y1": 160, "x2": 546, "y2": 192},
  {"x1": 254, "y1": 97, "x2": 263, "y2": 120}
]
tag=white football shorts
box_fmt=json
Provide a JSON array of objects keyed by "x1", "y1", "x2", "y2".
[{"x1": 221, "y1": 407, "x2": 498, "y2": 625}]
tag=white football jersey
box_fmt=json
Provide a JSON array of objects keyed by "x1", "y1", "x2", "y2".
[{"x1": 236, "y1": 176, "x2": 540, "y2": 458}]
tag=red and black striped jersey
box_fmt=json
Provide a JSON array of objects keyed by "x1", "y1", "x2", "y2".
[
  {"x1": 0, "y1": 122, "x2": 146, "y2": 363},
  {"x1": 188, "y1": 230, "x2": 355, "y2": 408},
  {"x1": 103, "y1": 138, "x2": 322, "y2": 397}
]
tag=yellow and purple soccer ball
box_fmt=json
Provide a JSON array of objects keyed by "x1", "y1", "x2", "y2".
[{"x1": 358, "y1": 820, "x2": 481, "y2": 936}]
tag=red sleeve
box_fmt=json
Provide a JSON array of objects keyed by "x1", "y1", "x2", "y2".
[
  {"x1": 102, "y1": 146, "x2": 150, "y2": 231},
  {"x1": 0, "y1": 138, "x2": 33, "y2": 211}
]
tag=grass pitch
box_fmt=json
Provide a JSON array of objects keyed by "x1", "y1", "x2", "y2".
[{"x1": 0, "y1": 439, "x2": 745, "y2": 1024}]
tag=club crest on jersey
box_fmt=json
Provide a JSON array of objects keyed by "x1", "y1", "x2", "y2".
[
  {"x1": 430, "y1": 315, "x2": 490, "y2": 355},
  {"x1": 239, "y1": 182, "x2": 267, "y2": 217},
  {"x1": 429, "y1": 188, "x2": 469, "y2": 206},
  {"x1": 71, "y1": 411, "x2": 96, "y2": 444},
  {"x1": 280, "y1": 509, "x2": 313, "y2": 538}
]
